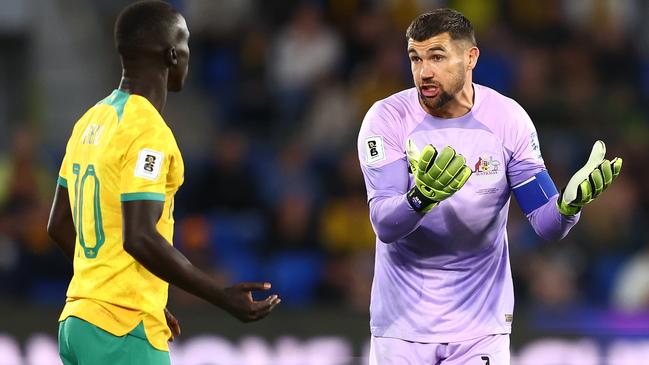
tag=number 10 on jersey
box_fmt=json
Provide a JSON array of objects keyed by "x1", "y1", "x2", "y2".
[{"x1": 72, "y1": 163, "x2": 105, "y2": 258}]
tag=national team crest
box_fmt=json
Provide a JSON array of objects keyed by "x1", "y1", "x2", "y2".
[{"x1": 473, "y1": 154, "x2": 501, "y2": 175}]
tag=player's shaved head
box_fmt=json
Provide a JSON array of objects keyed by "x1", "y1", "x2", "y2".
[
  {"x1": 114, "y1": 0, "x2": 183, "y2": 57},
  {"x1": 114, "y1": 0, "x2": 190, "y2": 93}
]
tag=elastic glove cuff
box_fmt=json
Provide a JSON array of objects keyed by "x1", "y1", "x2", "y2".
[
  {"x1": 406, "y1": 187, "x2": 439, "y2": 213},
  {"x1": 557, "y1": 190, "x2": 582, "y2": 216}
]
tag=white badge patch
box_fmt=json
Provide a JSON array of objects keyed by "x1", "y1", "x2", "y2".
[
  {"x1": 365, "y1": 136, "x2": 385, "y2": 164},
  {"x1": 134, "y1": 149, "x2": 164, "y2": 181}
]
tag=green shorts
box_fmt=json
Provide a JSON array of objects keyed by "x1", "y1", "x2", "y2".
[{"x1": 58, "y1": 316, "x2": 170, "y2": 365}]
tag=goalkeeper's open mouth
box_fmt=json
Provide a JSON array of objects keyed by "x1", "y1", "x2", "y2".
[{"x1": 420, "y1": 84, "x2": 440, "y2": 98}]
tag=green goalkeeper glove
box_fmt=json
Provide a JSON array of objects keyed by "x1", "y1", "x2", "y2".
[
  {"x1": 406, "y1": 139, "x2": 472, "y2": 212},
  {"x1": 558, "y1": 140, "x2": 622, "y2": 216}
]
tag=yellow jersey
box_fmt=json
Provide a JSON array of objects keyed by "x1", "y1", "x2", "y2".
[{"x1": 57, "y1": 89, "x2": 184, "y2": 351}]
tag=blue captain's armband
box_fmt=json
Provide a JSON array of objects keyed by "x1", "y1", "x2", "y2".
[{"x1": 512, "y1": 170, "x2": 559, "y2": 215}]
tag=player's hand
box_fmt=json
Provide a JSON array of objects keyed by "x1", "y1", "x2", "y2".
[
  {"x1": 164, "y1": 307, "x2": 181, "y2": 342},
  {"x1": 222, "y1": 282, "x2": 281, "y2": 323},
  {"x1": 406, "y1": 140, "x2": 472, "y2": 212},
  {"x1": 558, "y1": 140, "x2": 622, "y2": 216}
]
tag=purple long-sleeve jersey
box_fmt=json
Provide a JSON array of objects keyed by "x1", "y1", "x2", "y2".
[{"x1": 357, "y1": 84, "x2": 579, "y2": 343}]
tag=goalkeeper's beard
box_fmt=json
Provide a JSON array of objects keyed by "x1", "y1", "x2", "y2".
[{"x1": 418, "y1": 72, "x2": 465, "y2": 112}]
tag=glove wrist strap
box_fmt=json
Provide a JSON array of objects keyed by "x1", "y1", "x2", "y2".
[
  {"x1": 557, "y1": 191, "x2": 582, "y2": 216},
  {"x1": 407, "y1": 187, "x2": 438, "y2": 213}
]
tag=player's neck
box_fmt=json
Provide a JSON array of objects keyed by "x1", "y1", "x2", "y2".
[{"x1": 118, "y1": 68, "x2": 168, "y2": 113}]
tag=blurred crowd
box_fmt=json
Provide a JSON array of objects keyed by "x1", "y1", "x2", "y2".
[{"x1": 0, "y1": 0, "x2": 648, "y2": 317}]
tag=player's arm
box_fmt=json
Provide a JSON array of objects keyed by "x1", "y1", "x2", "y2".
[
  {"x1": 514, "y1": 141, "x2": 621, "y2": 240},
  {"x1": 47, "y1": 184, "x2": 76, "y2": 261},
  {"x1": 365, "y1": 161, "x2": 427, "y2": 243},
  {"x1": 365, "y1": 142, "x2": 472, "y2": 243},
  {"x1": 358, "y1": 105, "x2": 427, "y2": 243},
  {"x1": 365, "y1": 139, "x2": 473, "y2": 242},
  {"x1": 358, "y1": 103, "x2": 471, "y2": 243},
  {"x1": 512, "y1": 170, "x2": 579, "y2": 241},
  {"x1": 504, "y1": 100, "x2": 583, "y2": 240},
  {"x1": 122, "y1": 200, "x2": 281, "y2": 322}
]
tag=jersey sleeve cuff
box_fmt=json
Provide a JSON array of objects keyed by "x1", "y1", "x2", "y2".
[
  {"x1": 57, "y1": 176, "x2": 68, "y2": 188},
  {"x1": 120, "y1": 192, "x2": 165, "y2": 202}
]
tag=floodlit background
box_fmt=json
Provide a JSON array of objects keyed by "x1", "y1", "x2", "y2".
[{"x1": 0, "y1": 0, "x2": 648, "y2": 364}]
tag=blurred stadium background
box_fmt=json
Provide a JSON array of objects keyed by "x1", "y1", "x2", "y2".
[{"x1": 0, "y1": 0, "x2": 648, "y2": 364}]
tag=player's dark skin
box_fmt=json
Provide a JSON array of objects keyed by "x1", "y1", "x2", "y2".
[{"x1": 47, "y1": 11, "x2": 280, "y2": 335}]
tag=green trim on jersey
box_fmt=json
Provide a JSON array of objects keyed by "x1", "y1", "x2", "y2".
[
  {"x1": 120, "y1": 192, "x2": 166, "y2": 202},
  {"x1": 58, "y1": 176, "x2": 68, "y2": 188},
  {"x1": 99, "y1": 89, "x2": 130, "y2": 122}
]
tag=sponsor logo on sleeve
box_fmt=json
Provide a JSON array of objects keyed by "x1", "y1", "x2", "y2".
[
  {"x1": 135, "y1": 149, "x2": 164, "y2": 180},
  {"x1": 530, "y1": 132, "x2": 543, "y2": 161},
  {"x1": 365, "y1": 136, "x2": 385, "y2": 164}
]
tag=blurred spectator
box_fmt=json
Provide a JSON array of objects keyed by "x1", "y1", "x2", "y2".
[
  {"x1": 300, "y1": 76, "x2": 358, "y2": 155},
  {"x1": 560, "y1": 0, "x2": 640, "y2": 36},
  {"x1": 350, "y1": 35, "x2": 408, "y2": 114},
  {"x1": 269, "y1": 1, "x2": 343, "y2": 126},
  {"x1": 319, "y1": 149, "x2": 375, "y2": 310},
  {"x1": 190, "y1": 129, "x2": 263, "y2": 214},
  {"x1": 265, "y1": 191, "x2": 323, "y2": 307},
  {"x1": 526, "y1": 252, "x2": 581, "y2": 309},
  {"x1": 319, "y1": 149, "x2": 374, "y2": 255},
  {"x1": 0, "y1": 129, "x2": 68, "y2": 303},
  {"x1": 343, "y1": 4, "x2": 392, "y2": 75},
  {"x1": 255, "y1": 138, "x2": 322, "y2": 209},
  {"x1": 612, "y1": 246, "x2": 649, "y2": 312},
  {"x1": 185, "y1": 0, "x2": 256, "y2": 37},
  {"x1": 171, "y1": 215, "x2": 227, "y2": 307},
  {"x1": 450, "y1": 0, "x2": 499, "y2": 32}
]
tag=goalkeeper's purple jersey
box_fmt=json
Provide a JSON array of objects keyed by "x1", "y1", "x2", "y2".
[{"x1": 357, "y1": 84, "x2": 576, "y2": 343}]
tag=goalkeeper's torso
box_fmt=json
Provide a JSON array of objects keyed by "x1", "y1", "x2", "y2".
[{"x1": 359, "y1": 84, "x2": 546, "y2": 342}]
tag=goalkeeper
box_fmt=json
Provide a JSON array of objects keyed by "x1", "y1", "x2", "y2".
[{"x1": 357, "y1": 8, "x2": 622, "y2": 365}]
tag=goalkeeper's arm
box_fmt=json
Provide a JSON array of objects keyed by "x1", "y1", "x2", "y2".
[
  {"x1": 512, "y1": 140, "x2": 621, "y2": 241},
  {"x1": 363, "y1": 140, "x2": 472, "y2": 243}
]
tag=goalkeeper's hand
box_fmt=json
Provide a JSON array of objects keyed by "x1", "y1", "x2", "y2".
[
  {"x1": 406, "y1": 139, "x2": 472, "y2": 212},
  {"x1": 558, "y1": 140, "x2": 622, "y2": 216}
]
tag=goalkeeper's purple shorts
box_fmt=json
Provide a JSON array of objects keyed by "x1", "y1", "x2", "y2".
[{"x1": 369, "y1": 334, "x2": 509, "y2": 365}]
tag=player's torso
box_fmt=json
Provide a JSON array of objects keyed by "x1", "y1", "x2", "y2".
[
  {"x1": 63, "y1": 91, "x2": 184, "y2": 303},
  {"x1": 394, "y1": 87, "x2": 512, "y2": 259},
  {"x1": 65, "y1": 94, "x2": 130, "y2": 262},
  {"x1": 368, "y1": 87, "x2": 517, "y2": 341}
]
